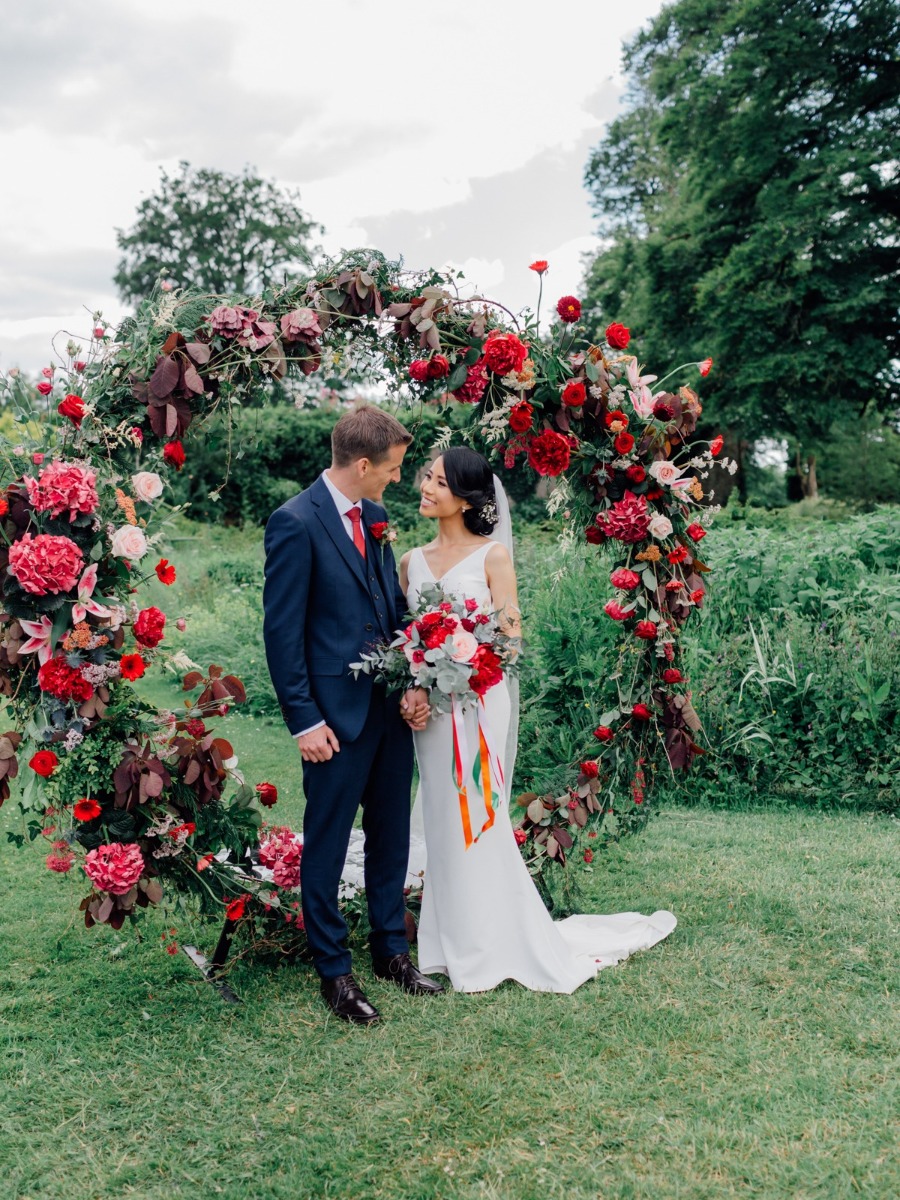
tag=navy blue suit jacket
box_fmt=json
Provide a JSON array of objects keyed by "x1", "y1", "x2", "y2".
[{"x1": 262, "y1": 475, "x2": 408, "y2": 744}]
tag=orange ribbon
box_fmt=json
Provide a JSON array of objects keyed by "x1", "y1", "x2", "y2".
[{"x1": 451, "y1": 697, "x2": 503, "y2": 849}]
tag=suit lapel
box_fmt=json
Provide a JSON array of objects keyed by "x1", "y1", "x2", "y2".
[{"x1": 310, "y1": 476, "x2": 369, "y2": 593}]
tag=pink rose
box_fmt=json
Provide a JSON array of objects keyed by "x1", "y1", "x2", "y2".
[
  {"x1": 41, "y1": 367, "x2": 53, "y2": 378},
  {"x1": 110, "y1": 524, "x2": 149, "y2": 561},
  {"x1": 83, "y1": 842, "x2": 145, "y2": 895},
  {"x1": 8, "y1": 532, "x2": 83, "y2": 596},
  {"x1": 648, "y1": 514, "x2": 674, "y2": 540},
  {"x1": 648, "y1": 460, "x2": 684, "y2": 487},
  {"x1": 93, "y1": 327, "x2": 106, "y2": 339},
  {"x1": 448, "y1": 630, "x2": 479, "y2": 662},
  {"x1": 131, "y1": 471, "x2": 164, "y2": 503}
]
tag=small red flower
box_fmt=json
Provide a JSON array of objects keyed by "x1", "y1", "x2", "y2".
[
  {"x1": 625, "y1": 464, "x2": 646, "y2": 484},
  {"x1": 29, "y1": 750, "x2": 59, "y2": 777},
  {"x1": 614, "y1": 432, "x2": 635, "y2": 455},
  {"x1": 527, "y1": 429, "x2": 572, "y2": 477},
  {"x1": 710, "y1": 434, "x2": 724, "y2": 456},
  {"x1": 635, "y1": 620, "x2": 658, "y2": 640},
  {"x1": 255, "y1": 782, "x2": 278, "y2": 808},
  {"x1": 605, "y1": 322, "x2": 630, "y2": 350},
  {"x1": 119, "y1": 653, "x2": 146, "y2": 681},
  {"x1": 631, "y1": 703, "x2": 652, "y2": 721},
  {"x1": 225, "y1": 894, "x2": 250, "y2": 921},
  {"x1": 73, "y1": 797, "x2": 102, "y2": 822},
  {"x1": 483, "y1": 332, "x2": 529, "y2": 376},
  {"x1": 653, "y1": 401, "x2": 675, "y2": 421},
  {"x1": 561, "y1": 380, "x2": 586, "y2": 408},
  {"x1": 690, "y1": 588, "x2": 705, "y2": 606},
  {"x1": 556, "y1": 296, "x2": 582, "y2": 323},
  {"x1": 37, "y1": 381, "x2": 53, "y2": 396},
  {"x1": 163, "y1": 441, "x2": 186, "y2": 471},
  {"x1": 662, "y1": 668, "x2": 683, "y2": 684},
  {"x1": 74, "y1": 360, "x2": 86, "y2": 372},
  {"x1": 426, "y1": 355, "x2": 450, "y2": 380},
  {"x1": 593, "y1": 726, "x2": 614, "y2": 742},
  {"x1": 698, "y1": 357, "x2": 713, "y2": 377},
  {"x1": 686, "y1": 523, "x2": 707, "y2": 541},
  {"x1": 647, "y1": 486, "x2": 664, "y2": 501},
  {"x1": 0, "y1": 498, "x2": 8, "y2": 518},
  {"x1": 580, "y1": 760, "x2": 599, "y2": 779},
  {"x1": 668, "y1": 546, "x2": 690, "y2": 564},
  {"x1": 604, "y1": 409, "x2": 629, "y2": 429},
  {"x1": 155, "y1": 558, "x2": 176, "y2": 585},
  {"x1": 508, "y1": 401, "x2": 534, "y2": 433},
  {"x1": 529, "y1": 260, "x2": 549, "y2": 274},
  {"x1": 583, "y1": 849, "x2": 594, "y2": 864},
  {"x1": 185, "y1": 719, "x2": 207, "y2": 738},
  {"x1": 197, "y1": 854, "x2": 214, "y2": 871},
  {"x1": 58, "y1": 393, "x2": 86, "y2": 428},
  {"x1": 585, "y1": 524, "x2": 605, "y2": 545},
  {"x1": 514, "y1": 827, "x2": 528, "y2": 845}
]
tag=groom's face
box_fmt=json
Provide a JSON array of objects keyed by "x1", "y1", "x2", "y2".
[{"x1": 358, "y1": 442, "x2": 408, "y2": 502}]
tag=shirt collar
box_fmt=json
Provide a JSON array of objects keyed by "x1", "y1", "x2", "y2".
[{"x1": 321, "y1": 469, "x2": 360, "y2": 518}]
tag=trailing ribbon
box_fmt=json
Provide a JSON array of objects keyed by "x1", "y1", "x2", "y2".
[{"x1": 451, "y1": 696, "x2": 505, "y2": 849}]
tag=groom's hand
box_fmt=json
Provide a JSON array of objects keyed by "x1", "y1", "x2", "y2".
[
  {"x1": 297, "y1": 725, "x2": 341, "y2": 762},
  {"x1": 401, "y1": 687, "x2": 430, "y2": 732}
]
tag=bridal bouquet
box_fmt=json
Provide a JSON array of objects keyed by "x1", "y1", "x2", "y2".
[{"x1": 350, "y1": 583, "x2": 521, "y2": 713}]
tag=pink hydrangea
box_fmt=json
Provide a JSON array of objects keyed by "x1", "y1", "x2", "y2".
[
  {"x1": 258, "y1": 825, "x2": 302, "y2": 889},
  {"x1": 25, "y1": 461, "x2": 99, "y2": 522},
  {"x1": 46, "y1": 849, "x2": 75, "y2": 873},
  {"x1": 280, "y1": 307, "x2": 322, "y2": 342},
  {"x1": 83, "y1": 842, "x2": 145, "y2": 895},
  {"x1": 451, "y1": 359, "x2": 489, "y2": 405},
  {"x1": 596, "y1": 491, "x2": 651, "y2": 544},
  {"x1": 8, "y1": 532, "x2": 83, "y2": 596}
]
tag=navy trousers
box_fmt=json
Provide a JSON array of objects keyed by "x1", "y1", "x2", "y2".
[{"x1": 300, "y1": 684, "x2": 414, "y2": 978}]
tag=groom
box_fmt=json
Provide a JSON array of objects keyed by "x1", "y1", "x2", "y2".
[{"x1": 263, "y1": 404, "x2": 442, "y2": 1023}]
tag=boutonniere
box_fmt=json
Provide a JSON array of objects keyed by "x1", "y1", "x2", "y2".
[{"x1": 369, "y1": 521, "x2": 398, "y2": 553}]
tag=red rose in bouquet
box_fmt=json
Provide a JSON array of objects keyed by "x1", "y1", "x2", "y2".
[
  {"x1": 686, "y1": 523, "x2": 707, "y2": 541},
  {"x1": 605, "y1": 322, "x2": 630, "y2": 350},
  {"x1": 427, "y1": 355, "x2": 450, "y2": 380},
  {"x1": 631, "y1": 703, "x2": 652, "y2": 721},
  {"x1": 483, "y1": 332, "x2": 528, "y2": 376},
  {"x1": 634, "y1": 620, "x2": 658, "y2": 640},
  {"x1": 527, "y1": 430, "x2": 571, "y2": 477},
  {"x1": 256, "y1": 782, "x2": 278, "y2": 807},
  {"x1": 662, "y1": 668, "x2": 683, "y2": 684},
  {"x1": 57, "y1": 394, "x2": 86, "y2": 428},
  {"x1": 610, "y1": 568, "x2": 641, "y2": 590},
  {"x1": 604, "y1": 600, "x2": 632, "y2": 621},
  {"x1": 626, "y1": 464, "x2": 646, "y2": 483},
  {"x1": 593, "y1": 726, "x2": 614, "y2": 742},
  {"x1": 409, "y1": 360, "x2": 430, "y2": 382},
  {"x1": 614, "y1": 431, "x2": 635, "y2": 455},
  {"x1": 29, "y1": 750, "x2": 59, "y2": 777},
  {"x1": 133, "y1": 606, "x2": 166, "y2": 648},
  {"x1": 163, "y1": 441, "x2": 186, "y2": 471},
  {"x1": 580, "y1": 760, "x2": 599, "y2": 779},
  {"x1": 561, "y1": 380, "x2": 586, "y2": 408},
  {"x1": 508, "y1": 401, "x2": 534, "y2": 433}
]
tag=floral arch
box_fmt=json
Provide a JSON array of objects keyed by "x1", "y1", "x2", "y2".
[{"x1": 0, "y1": 250, "x2": 722, "y2": 948}]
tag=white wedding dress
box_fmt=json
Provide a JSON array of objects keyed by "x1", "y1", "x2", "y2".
[{"x1": 406, "y1": 541, "x2": 677, "y2": 993}]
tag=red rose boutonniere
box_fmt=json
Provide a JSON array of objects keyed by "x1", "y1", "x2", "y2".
[{"x1": 369, "y1": 521, "x2": 398, "y2": 554}]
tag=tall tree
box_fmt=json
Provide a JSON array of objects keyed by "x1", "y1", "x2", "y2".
[
  {"x1": 583, "y1": 0, "x2": 900, "y2": 498},
  {"x1": 115, "y1": 162, "x2": 322, "y2": 304}
]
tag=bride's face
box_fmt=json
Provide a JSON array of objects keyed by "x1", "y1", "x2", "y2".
[{"x1": 420, "y1": 457, "x2": 465, "y2": 520}]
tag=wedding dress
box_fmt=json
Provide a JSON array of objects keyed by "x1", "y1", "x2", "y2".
[{"x1": 406, "y1": 541, "x2": 677, "y2": 994}]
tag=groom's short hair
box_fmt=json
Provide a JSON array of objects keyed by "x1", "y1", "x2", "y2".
[{"x1": 331, "y1": 404, "x2": 412, "y2": 467}]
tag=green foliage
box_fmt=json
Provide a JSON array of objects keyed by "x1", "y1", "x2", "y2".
[
  {"x1": 114, "y1": 161, "x2": 322, "y2": 303},
  {"x1": 583, "y1": 0, "x2": 900, "y2": 470}
]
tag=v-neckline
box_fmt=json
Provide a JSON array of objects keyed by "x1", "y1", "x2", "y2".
[{"x1": 417, "y1": 542, "x2": 490, "y2": 584}]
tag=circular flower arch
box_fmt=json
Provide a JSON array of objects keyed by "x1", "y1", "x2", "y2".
[{"x1": 0, "y1": 250, "x2": 725, "y2": 945}]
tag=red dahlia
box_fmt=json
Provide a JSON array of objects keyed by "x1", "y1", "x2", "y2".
[{"x1": 556, "y1": 296, "x2": 582, "y2": 323}]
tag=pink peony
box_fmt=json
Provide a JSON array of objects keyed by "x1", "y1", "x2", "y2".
[
  {"x1": 280, "y1": 307, "x2": 322, "y2": 342},
  {"x1": 83, "y1": 842, "x2": 145, "y2": 895},
  {"x1": 596, "y1": 492, "x2": 651, "y2": 544},
  {"x1": 8, "y1": 532, "x2": 83, "y2": 596},
  {"x1": 25, "y1": 461, "x2": 99, "y2": 523}
]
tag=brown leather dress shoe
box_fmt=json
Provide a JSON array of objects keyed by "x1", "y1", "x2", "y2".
[
  {"x1": 372, "y1": 952, "x2": 445, "y2": 995},
  {"x1": 320, "y1": 974, "x2": 381, "y2": 1024}
]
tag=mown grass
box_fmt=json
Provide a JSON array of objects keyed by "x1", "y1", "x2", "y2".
[{"x1": 1, "y1": 680, "x2": 897, "y2": 1200}]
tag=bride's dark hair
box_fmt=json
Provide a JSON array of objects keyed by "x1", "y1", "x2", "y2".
[{"x1": 440, "y1": 447, "x2": 499, "y2": 536}]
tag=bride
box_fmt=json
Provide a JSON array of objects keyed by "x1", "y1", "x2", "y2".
[{"x1": 399, "y1": 446, "x2": 676, "y2": 994}]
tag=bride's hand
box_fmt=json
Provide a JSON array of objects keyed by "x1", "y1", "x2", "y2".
[{"x1": 401, "y1": 687, "x2": 430, "y2": 732}]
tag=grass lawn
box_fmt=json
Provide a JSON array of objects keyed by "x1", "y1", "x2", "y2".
[{"x1": 0, "y1": 685, "x2": 897, "y2": 1200}]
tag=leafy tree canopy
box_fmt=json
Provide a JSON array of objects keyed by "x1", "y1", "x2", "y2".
[
  {"x1": 583, "y1": 0, "x2": 900, "y2": 466},
  {"x1": 114, "y1": 162, "x2": 322, "y2": 304}
]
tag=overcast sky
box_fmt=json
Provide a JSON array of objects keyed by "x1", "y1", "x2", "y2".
[{"x1": 0, "y1": 0, "x2": 665, "y2": 374}]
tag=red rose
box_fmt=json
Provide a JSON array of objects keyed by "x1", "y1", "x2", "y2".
[
  {"x1": 163, "y1": 440, "x2": 186, "y2": 471},
  {"x1": 668, "y1": 545, "x2": 689, "y2": 564},
  {"x1": 155, "y1": 558, "x2": 176, "y2": 585},
  {"x1": 585, "y1": 524, "x2": 605, "y2": 545},
  {"x1": 483, "y1": 332, "x2": 528, "y2": 376},
  {"x1": 369, "y1": 521, "x2": 389, "y2": 540},
  {"x1": 662, "y1": 668, "x2": 682, "y2": 684},
  {"x1": 74, "y1": 360, "x2": 86, "y2": 372},
  {"x1": 690, "y1": 588, "x2": 705, "y2": 606},
  {"x1": 635, "y1": 620, "x2": 658, "y2": 640},
  {"x1": 580, "y1": 760, "x2": 599, "y2": 779},
  {"x1": 426, "y1": 355, "x2": 450, "y2": 380},
  {"x1": 255, "y1": 782, "x2": 278, "y2": 807},
  {"x1": 508, "y1": 401, "x2": 534, "y2": 433},
  {"x1": 699, "y1": 357, "x2": 713, "y2": 377},
  {"x1": 610, "y1": 568, "x2": 641, "y2": 590},
  {"x1": 614, "y1": 432, "x2": 635, "y2": 455},
  {"x1": 561, "y1": 380, "x2": 586, "y2": 408},
  {"x1": 464, "y1": 599, "x2": 479, "y2": 612},
  {"x1": 119, "y1": 653, "x2": 146, "y2": 681},
  {"x1": 529, "y1": 260, "x2": 548, "y2": 274},
  {"x1": 527, "y1": 429, "x2": 571, "y2": 477},
  {"x1": 604, "y1": 600, "x2": 632, "y2": 621},
  {"x1": 469, "y1": 645, "x2": 503, "y2": 696},
  {"x1": 583, "y1": 849, "x2": 594, "y2": 864},
  {"x1": 134, "y1": 606, "x2": 166, "y2": 648},
  {"x1": 73, "y1": 797, "x2": 102, "y2": 822},
  {"x1": 556, "y1": 296, "x2": 582, "y2": 323},
  {"x1": 605, "y1": 322, "x2": 630, "y2": 350},
  {"x1": 647, "y1": 486, "x2": 664, "y2": 501},
  {"x1": 686, "y1": 523, "x2": 707, "y2": 541},
  {"x1": 408, "y1": 360, "x2": 430, "y2": 382},
  {"x1": 29, "y1": 750, "x2": 59, "y2": 777},
  {"x1": 625, "y1": 464, "x2": 646, "y2": 483},
  {"x1": 225, "y1": 894, "x2": 249, "y2": 921},
  {"x1": 37, "y1": 381, "x2": 53, "y2": 396},
  {"x1": 58, "y1": 394, "x2": 86, "y2": 428},
  {"x1": 710, "y1": 434, "x2": 724, "y2": 456},
  {"x1": 604, "y1": 409, "x2": 629, "y2": 428},
  {"x1": 631, "y1": 703, "x2": 652, "y2": 721},
  {"x1": 514, "y1": 827, "x2": 528, "y2": 845},
  {"x1": 593, "y1": 726, "x2": 614, "y2": 742}
]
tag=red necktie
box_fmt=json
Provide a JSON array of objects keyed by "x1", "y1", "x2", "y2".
[{"x1": 347, "y1": 506, "x2": 367, "y2": 559}]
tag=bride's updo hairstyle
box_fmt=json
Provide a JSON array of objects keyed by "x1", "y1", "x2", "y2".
[{"x1": 440, "y1": 447, "x2": 499, "y2": 535}]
